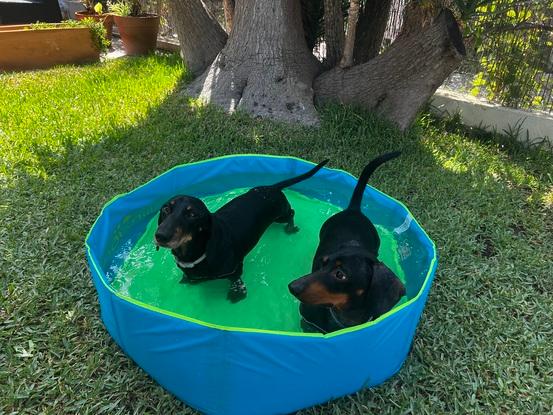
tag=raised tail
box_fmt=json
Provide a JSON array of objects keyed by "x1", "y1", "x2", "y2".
[
  {"x1": 273, "y1": 159, "x2": 329, "y2": 189},
  {"x1": 347, "y1": 151, "x2": 401, "y2": 211}
]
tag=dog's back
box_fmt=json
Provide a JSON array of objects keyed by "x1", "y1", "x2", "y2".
[
  {"x1": 314, "y1": 210, "x2": 380, "y2": 266},
  {"x1": 214, "y1": 186, "x2": 289, "y2": 256}
]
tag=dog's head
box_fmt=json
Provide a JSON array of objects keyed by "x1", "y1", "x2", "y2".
[
  {"x1": 154, "y1": 195, "x2": 211, "y2": 251},
  {"x1": 288, "y1": 250, "x2": 377, "y2": 309}
]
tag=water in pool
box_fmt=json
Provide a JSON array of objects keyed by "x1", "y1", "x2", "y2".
[{"x1": 110, "y1": 189, "x2": 406, "y2": 332}]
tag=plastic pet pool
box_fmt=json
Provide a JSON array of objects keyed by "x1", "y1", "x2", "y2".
[{"x1": 86, "y1": 155, "x2": 438, "y2": 415}]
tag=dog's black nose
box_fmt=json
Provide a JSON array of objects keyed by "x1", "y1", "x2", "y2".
[
  {"x1": 155, "y1": 231, "x2": 170, "y2": 244},
  {"x1": 288, "y1": 280, "x2": 303, "y2": 297}
]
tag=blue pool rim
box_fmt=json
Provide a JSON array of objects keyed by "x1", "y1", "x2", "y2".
[{"x1": 85, "y1": 154, "x2": 438, "y2": 415}]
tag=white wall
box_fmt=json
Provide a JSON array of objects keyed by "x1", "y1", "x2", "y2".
[{"x1": 431, "y1": 88, "x2": 553, "y2": 147}]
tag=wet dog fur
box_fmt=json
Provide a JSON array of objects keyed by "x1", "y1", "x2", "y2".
[{"x1": 155, "y1": 160, "x2": 329, "y2": 302}]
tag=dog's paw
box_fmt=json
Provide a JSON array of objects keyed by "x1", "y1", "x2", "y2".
[
  {"x1": 227, "y1": 281, "x2": 247, "y2": 303},
  {"x1": 285, "y1": 224, "x2": 300, "y2": 234},
  {"x1": 180, "y1": 274, "x2": 201, "y2": 284}
]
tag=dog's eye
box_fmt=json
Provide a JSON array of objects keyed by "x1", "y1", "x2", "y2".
[
  {"x1": 335, "y1": 270, "x2": 347, "y2": 281},
  {"x1": 162, "y1": 206, "x2": 171, "y2": 214}
]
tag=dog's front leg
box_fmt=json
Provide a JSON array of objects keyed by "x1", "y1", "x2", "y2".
[
  {"x1": 227, "y1": 263, "x2": 246, "y2": 303},
  {"x1": 179, "y1": 273, "x2": 203, "y2": 284},
  {"x1": 179, "y1": 269, "x2": 204, "y2": 284}
]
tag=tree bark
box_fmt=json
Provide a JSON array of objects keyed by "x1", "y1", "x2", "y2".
[
  {"x1": 314, "y1": 9, "x2": 466, "y2": 130},
  {"x1": 202, "y1": 0, "x2": 222, "y2": 18},
  {"x1": 223, "y1": 0, "x2": 235, "y2": 32},
  {"x1": 323, "y1": 0, "x2": 344, "y2": 68},
  {"x1": 168, "y1": 0, "x2": 227, "y2": 76},
  {"x1": 339, "y1": 0, "x2": 361, "y2": 68},
  {"x1": 353, "y1": 0, "x2": 393, "y2": 63},
  {"x1": 398, "y1": 0, "x2": 436, "y2": 38},
  {"x1": 188, "y1": 0, "x2": 322, "y2": 125}
]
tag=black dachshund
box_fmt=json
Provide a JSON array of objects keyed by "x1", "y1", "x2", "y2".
[
  {"x1": 155, "y1": 160, "x2": 328, "y2": 302},
  {"x1": 288, "y1": 153, "x2": 405, "y2": 333}
]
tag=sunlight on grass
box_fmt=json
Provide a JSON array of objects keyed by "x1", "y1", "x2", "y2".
[
  {"x1": 0, "y1": 55, "x2": 185, "y2": 180},
  {"x1": 434, "y1": 154, "x2": 470, "y2": 173},
  {"x1": 542, "y1": 188, "x2": 553, "y2": 208}
]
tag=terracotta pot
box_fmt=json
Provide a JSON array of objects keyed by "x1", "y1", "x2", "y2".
[
  {"x1": 0, "y1": 24, "x2": 100, "y2": 72},
  {"x1": 75, "y1": 10, "x2": 114, "y2": 41},
  {"x1": 113, "y1": 14, "x2": 159, "y2": 56}
]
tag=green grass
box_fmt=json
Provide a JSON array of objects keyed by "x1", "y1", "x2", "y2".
[{"x1": 1, "y1": 54, "x2": 552, "y2": 414}]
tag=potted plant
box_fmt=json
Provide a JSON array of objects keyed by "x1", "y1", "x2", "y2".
[
  {"x1": 75, "y1": 0, "x2": 113, "y2": 41},
  {"x1": 108, "y1": 0, "x2": 159, "y2": 56},
  {"x1": 0, "y1": 19, "x2": 109, "y2": 71}
]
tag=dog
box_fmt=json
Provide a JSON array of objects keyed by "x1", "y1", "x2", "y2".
[
  {"x1": 155, "y1": 159, "x2": 329, "y2": 302},
  {"x1": 288, "y1": 152, "x2": 405, "y2": 333}
]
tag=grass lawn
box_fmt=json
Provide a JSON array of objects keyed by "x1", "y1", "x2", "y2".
[{"x1": 1, "y1": 54, "x2": 552, "y2": 414}]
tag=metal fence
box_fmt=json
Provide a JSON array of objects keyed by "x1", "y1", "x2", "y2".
[
  {"x1": 381, "y1": 0, "x2": 552, "y2": 113},
  {"x1": 458, "y1": 0, "x2": 553, "y2": 113}
]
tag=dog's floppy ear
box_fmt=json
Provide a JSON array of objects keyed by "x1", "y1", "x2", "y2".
[
  {"x1": 158, "y1": 204, "x2": 169, "y2": 225},
  {"x1": 361, "y1": 253, "x2": 379, "y2": 281},
  {"x1": 370, "y1": 262, "x2": 406, "y2": 312},
  {"x1": 312, "y1": 255, "x2": 330, "y2": 270}
]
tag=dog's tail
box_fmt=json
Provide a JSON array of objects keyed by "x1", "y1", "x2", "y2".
[
  {"x1": 347, "y1": 151, "x2": 401, "y2": 211},
  {"x1": 273, "y1": 159, "x2": 329, "y2": 189}
]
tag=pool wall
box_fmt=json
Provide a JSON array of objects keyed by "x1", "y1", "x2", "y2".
[{"x1": 86, "y1": 155, "x2": 438, "y2": 415}]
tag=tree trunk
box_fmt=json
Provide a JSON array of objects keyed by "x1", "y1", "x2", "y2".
[
  {"x1": 173, "y1": 0, "x2": 465, "y2": 131},
  {"x1": 398, "y1": 0, "x2": 437, "y2": 38},
  {"x1": 187, "y1": 0, "x2": 322, "y2": 125},
  {"x1": 314, "y1": 9, "x2": 466, "y2": 130},
  {"x1": 168, "y1": 0, "x2": 227, "y2": 76},
  {"x1": 202, "y1": 0, "x2": 222, "y2": 18},
  {"x1": 223, "y1": 0, "x2": 235, "y2": 32},
  {"x1": 353, "y1": 0, "x2": 393, "y2": 63},
  {"x1": 323, "y1": 0, "x2": 344, "y2": 68},
  {"x1": 339, "y1": 0, "x2": 361, "y2": 68}
]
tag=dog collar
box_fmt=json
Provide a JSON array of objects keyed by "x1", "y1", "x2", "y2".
[
  {"x1": 301, "y1": 317, "x2": 329, "y2": 334},
  {"x1": 175, "y1": 253, "x2": 207, "y2": 269},
  {"x1": 329, "y1": 308, "x2": 348, "y2": 329},
  {"x1": 302, "y1": 310, "x2": 355, "y2": 333},
  {"x1": 329, "y1": 308, "x2": 373, "y2": 330}
]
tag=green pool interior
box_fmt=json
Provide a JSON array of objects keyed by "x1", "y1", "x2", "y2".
[{"x1": 110, "y1": 189, "x2": 407, "y2": 332}]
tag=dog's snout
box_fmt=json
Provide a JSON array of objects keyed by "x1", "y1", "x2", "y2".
[
  {"x1": 288, "y1": 279, "x2": 305, "y2": 297},
  {"x1": 155, "y1": 231, "x2": 171, "y2": 244}
]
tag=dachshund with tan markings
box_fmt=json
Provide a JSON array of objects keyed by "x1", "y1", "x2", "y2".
[{"x1": 288, "y1": 153, "x2": 405, "y2": 333}]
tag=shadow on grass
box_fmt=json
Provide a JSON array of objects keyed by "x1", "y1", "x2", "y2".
[{"x1": 2, "y1": 54, "x2": 552, "y2": 413}]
